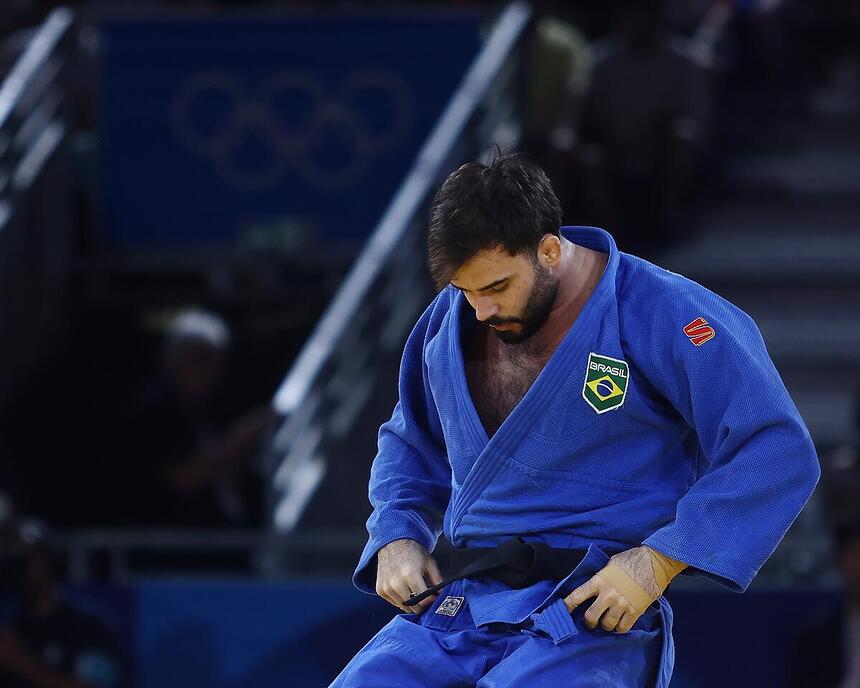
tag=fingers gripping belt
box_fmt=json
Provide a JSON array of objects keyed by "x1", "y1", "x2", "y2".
[{"x1": 403, "y1": 537, "x2": 595, "y2": 607}]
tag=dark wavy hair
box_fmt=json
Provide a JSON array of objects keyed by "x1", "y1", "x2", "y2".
[{"x1": 427, "y1": 152, "x2": 563, "y2": 290}]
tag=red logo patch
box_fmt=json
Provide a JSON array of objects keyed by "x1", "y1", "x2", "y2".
[{"x1": 683, "y1": 317, "x2": 716, "y2": 346}]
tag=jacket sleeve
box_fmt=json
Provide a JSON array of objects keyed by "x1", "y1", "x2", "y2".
[
  {"x1": 633, "y1": 284, "x2": 820, "y2": 591},
  {"x1": 353, "y1": 296, "x2": 452, "y2": 594}
]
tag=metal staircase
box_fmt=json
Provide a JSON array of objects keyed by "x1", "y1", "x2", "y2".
[
  {"x1": 659, "y1": 67, "x2": 860, "y2": 588},
  {"x1": 0, "y1": 8, "x2": 76, "y2": 410},
  {"x1": 263, "y1": 3, "x2": 533, "y2": 578}
]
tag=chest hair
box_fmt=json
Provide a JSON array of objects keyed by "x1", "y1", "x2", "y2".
[{"x1": 465, "y1": 333, "x2": 555, "y2": 437}]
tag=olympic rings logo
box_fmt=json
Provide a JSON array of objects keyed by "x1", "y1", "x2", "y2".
[{"x1": 170, "y1": 69, "x2": 416, "y2": 192}]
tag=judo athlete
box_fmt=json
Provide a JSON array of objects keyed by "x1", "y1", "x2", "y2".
[{"x1": 330, "y1": 154, "x2": 820, "y2": 687}]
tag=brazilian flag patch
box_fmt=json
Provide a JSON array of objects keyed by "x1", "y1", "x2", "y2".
[{"x1": 582, "y1": 352, "x2": 629, "y2": 414}]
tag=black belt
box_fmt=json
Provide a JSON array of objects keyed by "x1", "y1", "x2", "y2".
[{"x1": 404, "y1": 537, "x2": 590, "y2": 607}]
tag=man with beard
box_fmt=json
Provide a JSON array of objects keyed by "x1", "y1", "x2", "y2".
[{"x1": 330, "y1": 154, "x2": 819, "y2": 687}]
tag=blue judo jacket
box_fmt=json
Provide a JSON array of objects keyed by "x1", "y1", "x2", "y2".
[{"x1": 353, "y1": 226, "x2": 820, "y2": 674}]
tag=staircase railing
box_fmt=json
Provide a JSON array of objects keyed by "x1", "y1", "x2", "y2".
[
  {"x1": 0, "y1": 7, "x2": 76, "y2": 408},
  {"x1": 264, "y1": 2, "x2": 532, "y2": 576}
]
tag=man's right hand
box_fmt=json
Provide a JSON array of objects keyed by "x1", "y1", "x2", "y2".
[{"x1": 376, "y1": 539, "x2": 443, "y2": 613}]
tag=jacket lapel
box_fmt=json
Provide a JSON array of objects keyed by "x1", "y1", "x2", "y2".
[{"x1": 447, "y1": 227, "x2": 621, "y2": 542}]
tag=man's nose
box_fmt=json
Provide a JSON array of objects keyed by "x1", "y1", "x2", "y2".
[{"x1": 474, "y1": 297, "x2": 499, "y2": 322}]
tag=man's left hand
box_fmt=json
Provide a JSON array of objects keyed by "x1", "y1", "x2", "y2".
[{"x1": 563, "y1": 545, "x2": 686, "y2": 634}]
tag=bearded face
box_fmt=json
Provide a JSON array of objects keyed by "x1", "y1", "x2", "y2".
[
  {"x1": 450, "y1": 241, "x2": 561, "y2": 345},
  {"x1": 485, "y1": 260, "x2": 559, "y2": 344}
]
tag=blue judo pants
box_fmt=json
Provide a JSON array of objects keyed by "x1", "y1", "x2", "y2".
[{"x1": 331, "y1": 577, "x2": 673, "y2": 687}]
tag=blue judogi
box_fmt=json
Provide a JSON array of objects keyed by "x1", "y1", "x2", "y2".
[{"x1": 332, "y1": 226, "x2": 820, "y2": 687}]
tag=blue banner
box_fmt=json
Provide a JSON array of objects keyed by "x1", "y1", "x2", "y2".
[
  {"x1": 2, "y1": 583, "x2": 836, "y2": 688},
  {"x1": 1, "y1": 582, "x2": 844, "y2": 687},
  {"x1": 99, "y1": 13, "x2": 481, "y2": 249}
]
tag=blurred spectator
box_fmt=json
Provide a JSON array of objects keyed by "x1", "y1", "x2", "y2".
[
  {"x1": 0, "y1": 520, "x2": 121, "y2": 688},
  {"x1": 551, "y1": 0, "x2": 710, "y2": 257},
  {"x1": 521, "y1": 14, "x2": 591, "y2": 163},
  {"x1": 799, "y1": 0, "x2": 860, "y2": 122},
  {"x1": 714, "y1": 0, "x2": 807, "y2": 146},
  {"x1": 798, "y1": 397, "x2": 860, "y2": 688},
  {"x1": 119, "y1": 309, "x2": 277, "y2": 526},
  {"x1": 788, "y1": 523, "x2": 860, "y2": 688},
  {"x1": 0, "y1": 452, "x2": 17, "y2": 528}
]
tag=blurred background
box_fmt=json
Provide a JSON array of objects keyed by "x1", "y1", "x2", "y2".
[{"x1": 0, "y1": 0, "x2": 858, "y2": 686}]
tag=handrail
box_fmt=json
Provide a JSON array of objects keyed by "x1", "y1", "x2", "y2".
[
  {"x1": 0, "y1": 7, "x2": 75, "y2": 414},
  {"x1": 59, "y1": 529, "x2": 262, "y2": 583},
  {"x1": 57, "y1": 528, "x2": 365, "y2": 582},
  {"x1": 0, "y1": 8, "x2": 74, "y2": 132},
  {"x1": 0, "y1": 7, "x2": 74, "y2": 239},
  {"x1": 272, "y1": 2, "x2": 531, "y2": 415},
  {"x1": 61, "y1": 529, "x2": 264, "y2": 550}
]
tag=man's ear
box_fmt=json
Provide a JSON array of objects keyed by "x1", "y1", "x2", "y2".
[{"x1": 538, "y1": 234, "x2": 562, "y2": 267}]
